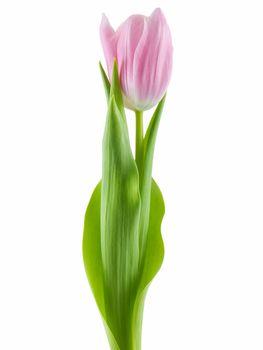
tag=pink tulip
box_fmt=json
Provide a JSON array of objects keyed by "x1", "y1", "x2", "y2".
[{"x1": 100, "y1": 8, "x2": 173, "y2": 111}]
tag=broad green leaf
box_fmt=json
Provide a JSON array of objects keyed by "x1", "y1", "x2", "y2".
[
  {"x1": 82, "y1": 182, "x2": 120, "y2": 350},
  {"x1": 131, "y1": 180, "x2": 165, "y2": 349},
  {"x1": 83, "y1": 62, "x2": 166, "y2": 350},
  {"x1": 101, "y1": 93, "x2": 141, "y2": 349},
  {"x1": 83, "y1": 179, "x2": 165, "y2": 350},
  {"x1": 82, "y1": 182, "x2": 104, "y2": 315},
  {"x1": 140, "y1": 181, "x2": 165, "y2": 288}
]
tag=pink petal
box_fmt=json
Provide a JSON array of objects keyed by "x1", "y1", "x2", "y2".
[
  {"x1": 99, "y1": 8, "x2": 173, "y2": 111},
  {"x1": 132, "y1": 9, "x2": 165, "y2": 109},
  {"x1": 116, "y1": 15, "x2": 146, "y2": 105},
  {"x1": 100, "y1": 14, "x2": 117, "y2": 78}
]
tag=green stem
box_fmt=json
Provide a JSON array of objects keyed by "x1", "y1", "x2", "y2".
[{"x1": 135, "y1": 111, "x2": 143, "y2": 174}]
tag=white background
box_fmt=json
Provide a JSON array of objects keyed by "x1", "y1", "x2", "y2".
[{"x1": 0, "y1": 0, "x2": 263, "y2": 349}]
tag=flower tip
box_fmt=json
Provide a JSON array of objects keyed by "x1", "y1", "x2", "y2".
[
  {"x1": 101, "y1": 13, "x2": 109, "y2": 27},
  {"x1": 151, "y1": 7, "x2": 163, "y2": 17},
  {"x1": 100, "y1": 13, "x2": 115, "y2": 43},
  {"x1": 101, "y1": 13, "x2": 115, "y2": 32}
]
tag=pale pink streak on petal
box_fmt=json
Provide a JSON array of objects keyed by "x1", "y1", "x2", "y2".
[
  {"x1": 116, "y1": 15, "x2": 145, "y2": 107},
  {"x1": 131, "y1": 17, "x2": 149, "y2": 109},
  {"x1": 131, "y1": 9, "x2": 161, "y2": 109},
  {"x1": 150, "y1": 9, "x2": 173, "y2": 104},
  {"x1": 142, "y1": 9, "x2": 164, "y2": 107},
  {"x1": 100, "y1": 14, "x2": 117, "y2": 78}
]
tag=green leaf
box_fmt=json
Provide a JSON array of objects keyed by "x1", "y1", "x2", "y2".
[
  {"x1": 83, "y1": 62, "x2": 166, "y2": 350},
  {"x1": 82, "y1": 182, "x2": 104, "y2": 315},
  {"x1": 82, "y1": 181, "x2": 120, "y2": 350},
  {"x1": 131, "y1": 180, "x2": 165, "y2": 349},
  {"x1": 99, "y1": 60, "x2": 125, "y2": 118},
  {"x1": 109, "y1": 60, "x2": 125, "y2": 117},
  {"x1": 99, "y1": 62, "x2": 110, "y2": 101},
  {"x1": 101, "y1": 95, "x2": 141, "y2": 349},
  {"x1": 83, "y1": 179, "x2": 165, "y2": 350},
  {"x1": 138, "y1": 96, "x2": 166, "y2": 262}
]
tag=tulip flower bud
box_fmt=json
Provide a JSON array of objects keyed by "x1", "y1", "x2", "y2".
[{"x1": 100, "y1": 8, "x2": 173, "y2": 111}]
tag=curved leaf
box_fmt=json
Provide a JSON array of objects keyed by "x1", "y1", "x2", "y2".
[
  {"x1": 83, "y1": 179, "x2": 165, "y2": 350},
  {"x1": 82, "y1": 182, "x2": 104, "y2": 315},
  {"x1": 131, "y1": 180, "x2": 165, "y2": 349},
  {"x1": 99, "y1": 62, "x2": 110, "y2": 101},
  {"x1": 101, "y1": 95, "x2": 141, "y2": 350},
  {"x1": 82, "y1": 182, "x2": 120, "y2": 349},
  {"x1": 83, "y1": 62, "x2": 166, "y2": 350},
  {"x1": 138, "y1": 96, "x2": 166, "y2": 265}
]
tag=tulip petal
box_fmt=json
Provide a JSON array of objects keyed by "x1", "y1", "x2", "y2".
[
  {"x1": 132, "y1": 9, "x2": 170, "y2": 110},
  {"x1": 100, "y1": 14, "x2": 117, "y2": 77},
  {"x1": 100, "y1": 9, "x2": 172, "y2": 111},
  {"x1": 116, "y1": 15, "x2": 146, "y2": 109},
  {"x1": 151, "y1": 10, "x2": 173, "y2": 103}
]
